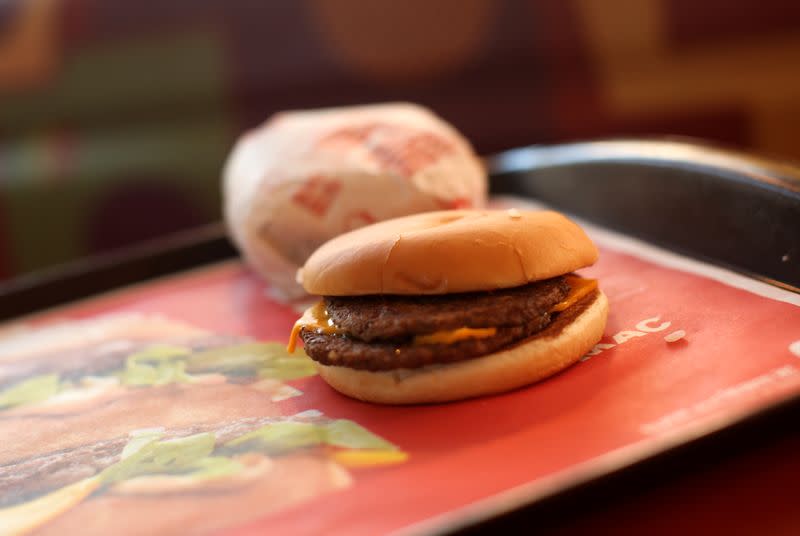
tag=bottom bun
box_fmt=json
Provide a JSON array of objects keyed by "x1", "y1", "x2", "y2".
[{"x1": 317, "y1": 291, "x2": 609, "y2": 404}]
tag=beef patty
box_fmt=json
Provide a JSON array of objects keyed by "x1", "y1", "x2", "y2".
[
  {"x1": 324, "y1": 277, "x2": 569, "y2": 342},
  {"x1": 301, "y1": 278, "x2": 594, "y2": 371}
]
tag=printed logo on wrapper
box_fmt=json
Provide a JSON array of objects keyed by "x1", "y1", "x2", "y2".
[
  {"x1": 291, "y1": 175, "x2": 343, "y2": 218},
  {"x1": 436, "y1": 197, "x2": 473, "y2": 210},
  {"x1": 318, "y1": 123, "x2": 457, "y2": 178},
  {"x1": 343, "y1": 210, "x2": 378, "y2": 231}
]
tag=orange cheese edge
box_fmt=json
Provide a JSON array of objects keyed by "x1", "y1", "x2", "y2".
[
  {"x1": 287, "y1": 276, "x2": 598, "y2": 353},
  {"x1": 413, "y1": 327, "x2": 496, "y2": 345},
  {"x1": 551, "y1": 276, "x2": 598, "y2": 312},
  {"x1": 287, "y1": 302, "x2": 334, "y2": 353}
]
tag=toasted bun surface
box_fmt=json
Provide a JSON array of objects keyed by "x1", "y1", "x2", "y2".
[
  {"x1": 316, "y1": 291, "x2": 608, "y2": 404},
  {"x1": 300, "y1": 209, "x2": 598, "y2": 295}
]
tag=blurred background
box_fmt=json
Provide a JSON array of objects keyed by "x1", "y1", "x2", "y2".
[{"x1": 1, "y1": 0, "x2": 800, "y2": 282}]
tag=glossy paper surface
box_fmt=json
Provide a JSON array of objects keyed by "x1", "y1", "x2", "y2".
[{"x1": 2, "y1": 201, "x2": 799, "y2": 536}]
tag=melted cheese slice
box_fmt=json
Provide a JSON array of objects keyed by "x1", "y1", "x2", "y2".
[
  {"x1": 287, "y1": 276, "x2": 598, "y2": 352},
  {"x1": 413, "y1": 327, "x2": 496, "y2": 345},
  {"x1": 287, "y1": 301, "x2": 340, "y2": 353},
  {"x1": 550, "y1": 276, "x2": 598, "y2": 312}
]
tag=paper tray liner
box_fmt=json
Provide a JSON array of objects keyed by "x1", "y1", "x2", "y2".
[{"x1": 1, "y1": 199, "x2": 798, "y2": 536}]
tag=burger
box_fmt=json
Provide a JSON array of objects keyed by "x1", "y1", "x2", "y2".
[{"x1": 288, "y1": 209, "x2": 609, "y2": 404}]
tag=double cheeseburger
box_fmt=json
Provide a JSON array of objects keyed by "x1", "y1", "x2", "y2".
[{"x1": 288, "y1": 209, "x2": 608, "y2": 404}]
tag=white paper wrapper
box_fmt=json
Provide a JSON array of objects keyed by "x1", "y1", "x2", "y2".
[{"x1": 223, "y1": 102, "x2": 488, "y2": 300}]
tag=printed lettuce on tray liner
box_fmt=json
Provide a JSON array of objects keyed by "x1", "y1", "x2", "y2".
[{"x1": 0, "y1": 341, "x2": 318, "y2": 413}]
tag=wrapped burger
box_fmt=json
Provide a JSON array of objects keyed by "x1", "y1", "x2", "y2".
[{"x1": 223, "y1": 102, "x2": 487, "y2": 300}]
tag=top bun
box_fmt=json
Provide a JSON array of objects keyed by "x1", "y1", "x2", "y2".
[{"x1": 300, "y1": 209, "x2": 598, "y2": 295}]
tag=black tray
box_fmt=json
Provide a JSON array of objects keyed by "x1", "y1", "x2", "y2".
[
  {"x1": 488, "y1": 137, "x2": 800, "y2": 292},
  {"x1": 2, "y1": 138, "x2": 799, "y2": 534}
]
